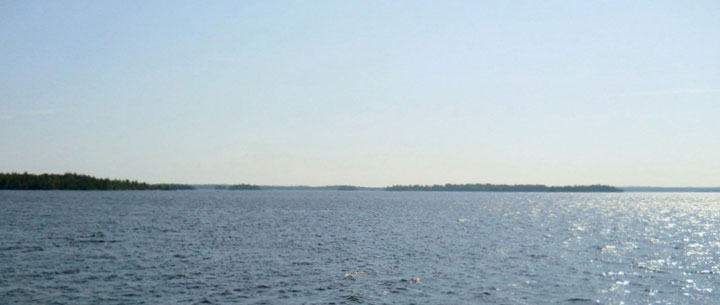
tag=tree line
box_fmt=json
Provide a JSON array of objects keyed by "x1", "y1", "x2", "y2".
[
  {"x1": 385, "y1": 183, "x2": 622, "y2": 192},
  {"x1": 0, "y1": 172, "x2": 194, "y2": 190},
  {"x1": 214, "y1": 184, "x2": 261, "y2": 190}
]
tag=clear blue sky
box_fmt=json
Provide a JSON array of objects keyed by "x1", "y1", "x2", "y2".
[{"x1": 2, "y1": 1, "x2": 719, "y2": 186}]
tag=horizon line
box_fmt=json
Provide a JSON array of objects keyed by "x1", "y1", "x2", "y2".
[{"x1": 2, "y1": 172, "x2": 719, "y2": 189}]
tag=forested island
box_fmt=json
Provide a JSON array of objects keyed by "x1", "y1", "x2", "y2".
[
  {"x1": 214, "y1": 184, "x2": 261, "y2": 190},
  {"x1": 0, "y1": 172, "x2": 194, "y2": 190},
  {"x1": 385, "y1": 183, "x2": 623, "y2": 192}
]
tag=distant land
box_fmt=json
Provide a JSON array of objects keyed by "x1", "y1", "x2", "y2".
[
  {"x1": 2, "y1": 172, "x2": 719, "y2": 192},
  {"x1": 259, "y1": 185, "x2": 379, "y2": 191},
  {"x1": 213, "y1": 184, "x2": 261, "y2": 191},
  {"x1": 385, "y1": 184, "x2": 623, "y2": 192},
  {"x1": 191, "y1": 185, "x2": 381, "y2": 191},
  {"x1": 0, "y1": 172, "x2": 193, "y2": 190}
]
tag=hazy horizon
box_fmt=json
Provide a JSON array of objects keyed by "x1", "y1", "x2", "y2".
[{"x1": 2, "y1": 1, "x2": 719, "y2": 187}]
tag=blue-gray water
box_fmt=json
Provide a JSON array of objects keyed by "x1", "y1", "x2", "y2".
[{"x1": 1, "y1": 191, "x2": 719, "y2": 304}]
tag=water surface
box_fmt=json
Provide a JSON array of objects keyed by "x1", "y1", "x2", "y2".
[{"x1": 1, "y1": 191, "x2": 719, "y2": 304}]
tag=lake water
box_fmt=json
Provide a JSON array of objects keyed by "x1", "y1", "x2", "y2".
[{"x1": 1, "y1": 191, "x2": 719, "y2": 304}]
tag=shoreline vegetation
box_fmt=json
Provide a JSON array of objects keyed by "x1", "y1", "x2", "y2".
[
  {"x1": 0, "y1": 172, "x2": 194, "y2": 191},
  {"x1": 214, "y1": 184, "x2": 261, "y2": 191},
  {"x1": 385, "y1": 184, "x2": 623, "y2": 192},
  {"x1": 3, "y1": 172, "x2": 717, "y2": 192}
]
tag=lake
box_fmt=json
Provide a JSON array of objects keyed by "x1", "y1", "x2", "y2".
[{"x1": 1, "y1": 191, "x2": 719, "y2": 304}]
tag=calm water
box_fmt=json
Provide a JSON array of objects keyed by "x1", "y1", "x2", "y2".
[{"x1": 1, "y1": 191, "x2": 719, "y2": 304}]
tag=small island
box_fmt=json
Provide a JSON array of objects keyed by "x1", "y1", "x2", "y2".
[
  {"x1": 227, "y1": 184, "x2": 261, "y2": 190},
  {"x1": 385, "y1": 183, "x2": 623, "y2": 192},
  {"x1": 212, "y1": 184, "x2": 261, "y2": 190},
  {"x1": 0, "y1": 172, "x2": 194, "y2": 190},
  {"x1": 336, "y1": 185, "x2": 358, "y2": 191}
]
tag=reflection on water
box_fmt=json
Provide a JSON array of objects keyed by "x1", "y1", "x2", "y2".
[{"x1": 1, "y1": 191, "x2": 719, "y2": 304}]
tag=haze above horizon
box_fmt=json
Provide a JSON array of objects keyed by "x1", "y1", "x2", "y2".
[{"x1": 2, "y1": 1, "x2": 719, "y2": 187}]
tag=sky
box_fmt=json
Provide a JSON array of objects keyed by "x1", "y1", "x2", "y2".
[{"x1": 1, "y1": 1, "x2": 719, "y2": 187}]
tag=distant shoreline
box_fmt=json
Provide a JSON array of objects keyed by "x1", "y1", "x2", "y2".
[
  {"x1": 2, "y1": 172, "x2": 719, "y2": 192},
  {"x1": 385, "y1": 184, "x2": 622, "y2": 192},
  {"x1": 0, "y1": 172, "x2": 193, "y2": 191}
]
